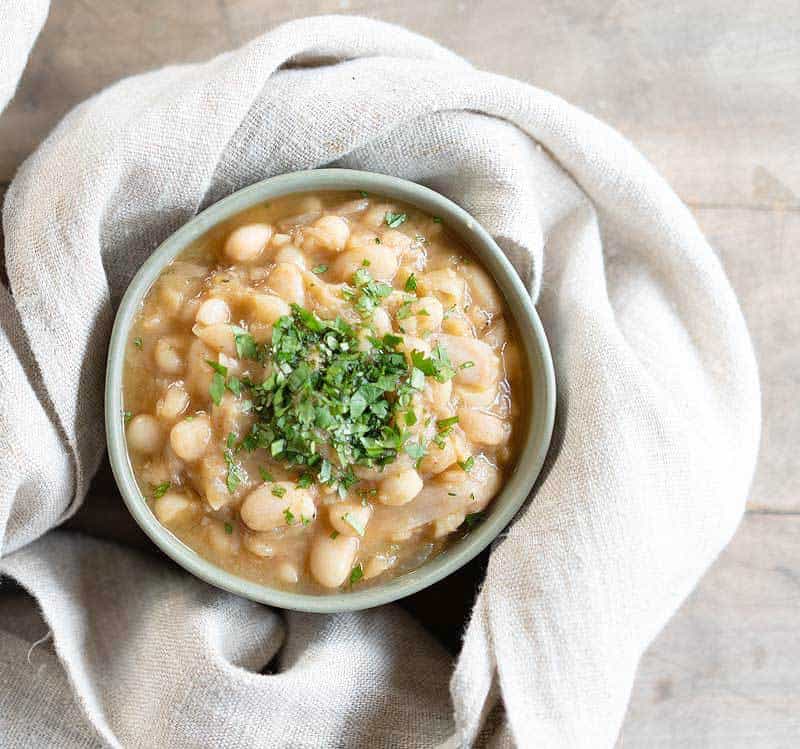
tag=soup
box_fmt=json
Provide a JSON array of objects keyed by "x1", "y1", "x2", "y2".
[{"x1": 122, "y1": 191, "x2": 524, "y2": 593}]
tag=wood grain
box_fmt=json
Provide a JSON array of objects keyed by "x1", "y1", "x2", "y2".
[
  {"x1": 0, "y1": 2, "x2": 798, "y2": 745},
  {"x1": 621, "y1": 513, "x2": 800, "y2": 747}
]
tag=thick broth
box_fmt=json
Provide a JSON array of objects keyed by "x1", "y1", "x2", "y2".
[{"x1": 122, "y1": 191, "x2": 525, "y2": 593}]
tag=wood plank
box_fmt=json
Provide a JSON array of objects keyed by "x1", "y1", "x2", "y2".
[
  {"x1": 1, "y1": 0, "x2": 798, "y2": 209},
  {"x1": 692, "y1": 208, "x2": 800, "y2": 512},
  {"x1": 621, "y1": 513, "x2": 800, "y2": 747}
]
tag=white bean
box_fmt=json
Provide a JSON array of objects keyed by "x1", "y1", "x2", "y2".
[
  {"x1": 195, "y1": 298, "x2": 231, "y2": 326},
  {"x1": 223, "y1": 223, "x2": 273, "y2": 263},
  {"x1": 242, "y1": 533, "x2": 275, "y2": 558},
  {"x1": 418, "y1": 438, "x2": 457, "y2": 476},
  {"x1": 278, "y1": 561, "x2": 300, "y2": 585},
  {"x1": 153, "y1": 491, "x2": 197, "y2": 525},
  {"x1": 156, "y1": 384, "x2": 190, "y2": 421},
  {"x1": 267, "y1": 262, "x2": 305, "y2": 305},
  {"x1": 274, "y1": 244, "x2": 307, "y2": 268},
  {"x1": 335, "y1": 248, "x2": 397, "y2": 283},
  {"x1": 363, "y1": 554, "x2": 397, "y2": 580},
  {"x1": 437, "y1": 334, "x2": 499, "y2": 389},
  {"x1": 457, "y1": 407, "x2": 509, "y2": 446},
  {"x1": 154, "y1": 336, "x2": 185, "y2": 375},
  {"x1": 433, "y1": 512, "x2": 466, "y2": 538},
  {"x1": 126, "y1": 414, "x2": 163, "y2": 454},
  {"x1": 377, "y1": 469, "x2": 424, "y2": 506},
  {"x1": 239, "y1": 482, "x2": 316, "y2": 531},
  {"x1": 309, "y1": 534, "x2": 359, "y2": 588},
  {"x1": 328, "y1": 502, "x2": 372, "y2": 537},
  {"x1": 169, "y1": 414, "x2": 211, "y2": 462},
  {"x1": 250, "y1": 293, "x2": 291, "y2": 325},
  {"x1": 462, "y1": 263, "x2": 503, "y2": 315},
  {"x1": 194, "y1": 323, "x2": 238, "y2": 357},
  {"x1": 302, "y1": 215, "x2": 350, "y2": 253},
  {"x1": 207, "y1": 520, "x2": 239, "y2": 555},
  {"x1": 398, "y1": 296, "x2": 443, "y2": 336}
]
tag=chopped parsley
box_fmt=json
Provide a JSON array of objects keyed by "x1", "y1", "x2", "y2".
[
  {"x1": 223, "y1": 442, "x2": 244, "y2": 493},
  {"x1": 283, "y1": 507, "x2": 295, "y2": 524},
  {"x1": 359, "y1": 191, "x2": 368, "y2": 198},
  {"x1": 464, "y1": 511, "x2": 484, "y2": 529},
  {"x1": 224, "y1": 522, "x2": 233, "y2": 535},
  {"x1": 458, "y1": 456, "x2": 475, "y2": 472},
  {"x1": 330, "y1": 530, "x2": 340, "y2": 539},
  {"x1": 231, "y1": 326, "x2": 258, "y2": 360},
  {"x1": 384, "y1": 211, "x2": 407, "y2": 228},
  {"x1": 433, "y1": 216, "x2": 443, "y2": 224},
  {"x1": 227, "y1": 376, "x2": 242, "y2": 396},
  {"x1": 312, "y1": 264, "x2": 329, "y2": 275},
  {"x1": 210, "y1": 372, "x2": 226, "y2": 406},
  {"x1": 410, "y1": 346, "x2": 456, "y2": 383},
  {"x1": 349, "y1": 563, "x2": 364, "y2": 584},
  {"x1": 342, "y1": 512, "x2": 366, "y2": 537},
  {"x1": 404, "y1": 273, "x2": 417, "y2": 292},
  {"x1": 460, "y1": 361, "x2": 475, "y2": 370},
  {"x1": 227, "y1": 267, "x2": 460, "y2": 495},
  {"x1": 272, "y1": 485, "x2": 287, "y2": 498},
  {"x1": 437, "y1": 416, "x2": 459, "y2": 432},
  {"x1": 123, "y1": 410, "x2": 133, "y2": 424},
  {"x1": 133, "y1": 336, "x2": 143, "y2": 349},
  {"x1": 259, "y1": 466, "x2": 273, "y2": 482},
  {"x1": 152, "y1": 481, "x2": 171, "y2": 499}
]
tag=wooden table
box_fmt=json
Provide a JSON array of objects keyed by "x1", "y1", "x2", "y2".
[{"x1": 2, "y1": 2, "x2": 797, "y2": 745}]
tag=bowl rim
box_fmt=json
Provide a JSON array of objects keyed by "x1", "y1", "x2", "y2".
[{"x1": 105, "y1": 168, "x2": 555, "y2": 613}]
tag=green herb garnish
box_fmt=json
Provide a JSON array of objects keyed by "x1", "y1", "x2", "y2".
[
  {"x1": 404, "y1": 273, "x2": 417, "y2": 292},
  {"x1": 342, "y1": 512, "x2": 366, "y2": 537},
  {"x1": 283, "y1": 507, "x2": 295, "y2": 524},
  {"x1": 464, "y1": 511, "x2": 484, "y2": 528},
  {"x1": 231, "y1": 326, "x2": 258, "y2": 360},
  {"x1": 312, "y1": 264, "x2": 328, "y2": 275},
  {"x1": 272, "y1": 485, "x2": 287, "y2": 498},
  {"x1": 133, "y1": 336, "x2": 143, "y2": 349},
  {"x1": 458, "y1": 456, "x2": 475, "y2": 472},
  {"x1": 123, "y1": 410, "x2": 133, "y2": 424},
  {"x1": 384, "y1": 212, "x2": 407, "y2": 228},
  {"x1": 349, "y1": 564, "x2": 364, "y2": 584},
  {"x1": 259, "y1": 466, "x2": 273, "y2": 482},
  {"x1": 152, "y1": 481, "x2": 171, "y2": 499},
  {"x1": 210, "y1": 372, "x2": 226, "y2": 406},
  {"x1": 224, "y1": 522, "x2": 233, "y2": 535},
  {"x1": 432, "y1": 216, "x2": 443, "y2": 224}
]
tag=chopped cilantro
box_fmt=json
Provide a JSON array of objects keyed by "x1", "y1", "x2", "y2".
[
  {"x1": 224, "y1": 522, "x2": 233, "y2": 535},
  {"x1": 123, "y1": 410, "x2": 133, "y2": 424},
  {"x1": 384, "y1": 212, "x2": 407, "y2": 228},
  {"x1": 410, "y1": 346, "x2": 456, "y2": 383},
  {"x1": 205, "y1": 359, "x2": 228, "y2": 376},
  {"x1": 297, "y1": 473, "x2": 313, "y2": 489},
  {"x1": 330, "y1": 530, "x2": 340, "y2": 539},
  {"x1": 301, "y1": 515, "x2": 312, "y2": 526},
  {"x1": 209, "y1": 372, "x2": 226, "y2": 406},
  {"x1": 349, "y1": 563, "x2": 364, "y2": 584},
  {"x1": 342, "y1": 512, "x2": 366, "y2": 537},
  {"x1": 259, "y1": 466, "x2": 273, "y2": 482},
  {"x1": 283, "y1": 506, "x2": 295, "y2": 524},
  {"x1": 460, "y1": 361, "x2": 475, "y2": 370},
  {"x1": 312, "y1": 264, "x2": 329, "y2": 275},
  {"x1": 432, "y1": 216, "x2": 443, "y2": 224},
  {"x1": 272, "y1": 485, "x2": 287, "y2": 498},
  {"x1": 437, "y1": 416, "x2": 459, "y2": 431},
  {"x1": 359, "y1": 190, "x2": 368, "y2": 198},
  {"x1": 152, "y1": 481, "x2": 171, "y2": 499},
  {"x1": 226, "y1": 376, "x2": 242, "y2": 395},
  {"x1": 231, "y1": 326, "x2": 258, "y2": 360},
  {"x1": 464, "y1": 511, "x2": 484, "y2": 529},
  {"x1": 404, "y1": 410, "x2": 417, "y2": 426},
  {"x1": 133, "y1": 336, "x2": 143, "y2": 349},
  {"x1": 458, "y1": 456, "x2": 475, "y2": 472},
  {"x1": 404, "y1": 273, "x2": 417, "y2": 292},
  {"x1": 224, "y1": 446, "x2": 243, "y2": 493}
]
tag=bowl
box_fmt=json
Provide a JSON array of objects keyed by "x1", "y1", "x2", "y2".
[{"x1": 105, "y1": 168, "x2": 555, "y2": 613}]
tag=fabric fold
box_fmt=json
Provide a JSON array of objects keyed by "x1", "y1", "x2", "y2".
[{"x1": 1, "y1": 5, "x2": 759, "y2": 747}]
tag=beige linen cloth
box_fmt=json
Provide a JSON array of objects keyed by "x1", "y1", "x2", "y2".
[{"x1": 0, "y1": 5, "x2": 760, "y2": 748}]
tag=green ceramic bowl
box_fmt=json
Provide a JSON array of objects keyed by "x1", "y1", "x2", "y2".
[{"x1": 105, "y1": 169, "x2": 555, "y2": 613}]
